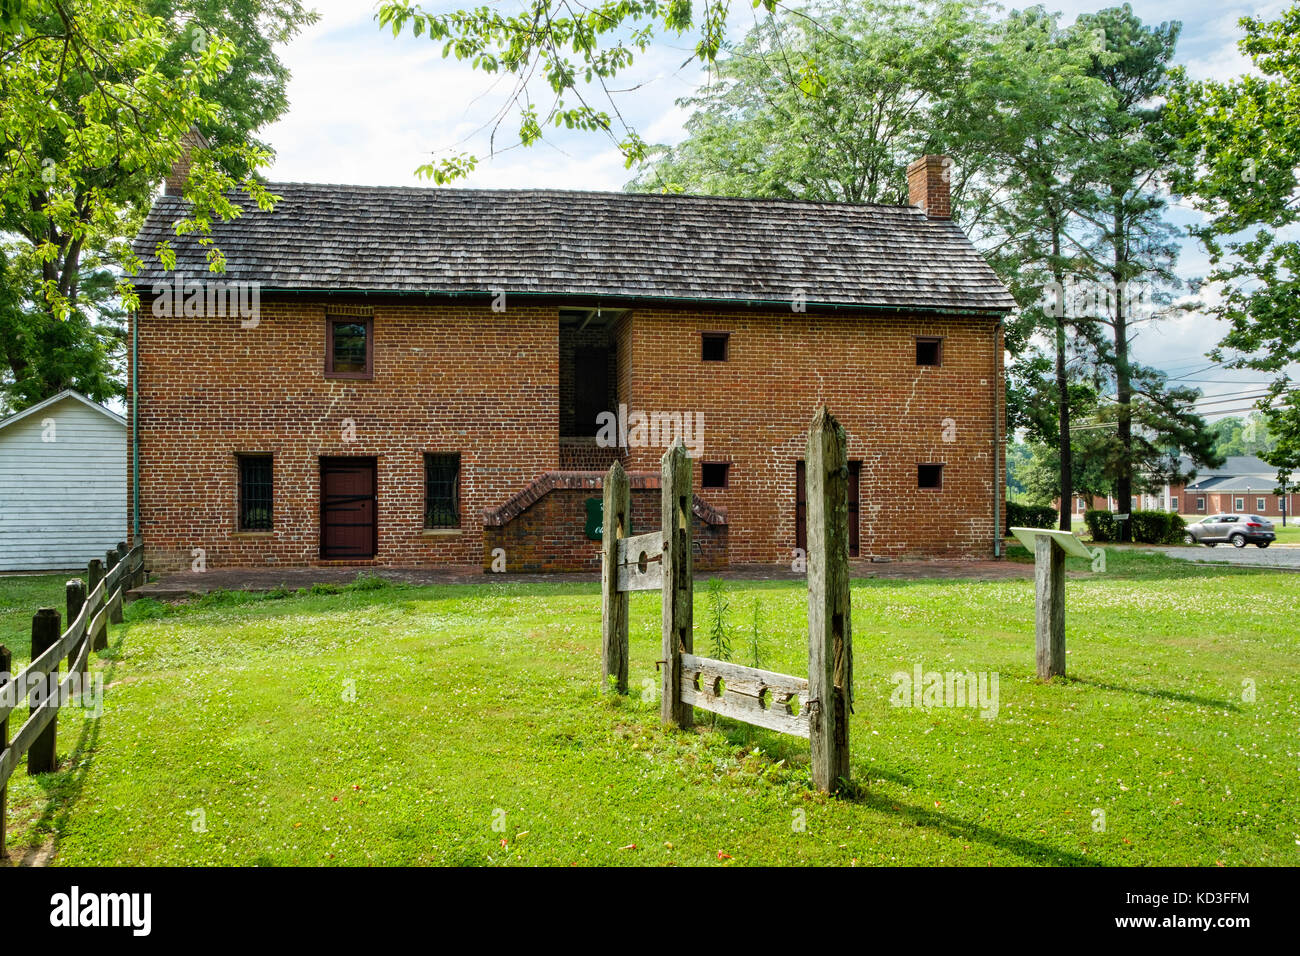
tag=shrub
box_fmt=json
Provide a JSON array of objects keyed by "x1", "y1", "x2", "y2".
[
  {"x1": 1084, "y1": 509, "x2": 1119, "y2": 542},
  {"x1": 1085, "y1": 509, "x2": 1186, "y2": 544},
  {"x1": 1130, "y1": 510, "x2": 1187, "y2": 544},
  {"x1": 1006, "y1": 500, "x2": 1058, "y2": 533}
]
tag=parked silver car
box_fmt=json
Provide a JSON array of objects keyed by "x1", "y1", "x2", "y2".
[{"x1": 1183, "y1": 514, "x2": 1276, "y2": 548}]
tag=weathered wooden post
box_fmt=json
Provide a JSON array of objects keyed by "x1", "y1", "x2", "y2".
[
  {"x1": 1009, "y1": 527, "x2": 1091, "y2": 681},
  {"x1": 108, "y1": 546, "x2": 124, "y2": 624},
  {"x1": 28, "y1": 608, "x2": 60, "y2": 774},
  {"x1": 88, "y1": 558, "x2": 105, "y2": 651},
  {"x1": 132, "y1": 537, "x2": 146, "y2": 589},
  {"x1": 1, "y1": 643, "x2": 10, "y2": 858},
  {"x1": 806, "y1": 408, "x2": 852, "y2": 794},
  {"x1": 661, "y1": 439, "x2": 693, "y2": 729},
  {"x1": 66, "y1": 578, "x2": 87, "y2": 682},
  {"x1": 600, "y1": 461, "x2": 631, "y2": 695},
  {"x1": 1035, "y1": 536, "x2": 1066, "y2": 679}
]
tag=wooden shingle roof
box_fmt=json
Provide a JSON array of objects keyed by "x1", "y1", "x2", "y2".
[{"x1": 133, "y1": 184, "x2": 1015, "y2": 314}]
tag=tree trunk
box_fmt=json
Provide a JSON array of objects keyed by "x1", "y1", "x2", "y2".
[
  {"x1": 1112, "y1": 206, "x2": 1133, "y2": 543},
  {"x1": 1052, "y1": 218, "x2": 1072, "y2": 532}
]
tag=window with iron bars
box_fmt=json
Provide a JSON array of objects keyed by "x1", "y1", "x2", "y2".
[
  {"x1": 239, "y1": 455, "x2": 273, "y2": 530},
  {"x1": 424, "y1": 453, "x2": 460, "y2": 528}
]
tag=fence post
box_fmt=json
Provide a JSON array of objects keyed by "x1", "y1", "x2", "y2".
[
  {"x1": 108, "y1": 547, "x2": 124, "y2": 625},
  {"x1": 88, "y1": 558, "x2": 105, "y2": 651},
  {"x1": 1035, "y1": 536, "x2": 1066, "y2": 679},
  {"x1": 132, "y1": 538, "x2": 146, "y2": 589},
  {"x1": 660, "y1": 439, "x2": 693, "y2": 729},
  {"x1": 66, "y1": 578, "x2": 87, "y2": 682},
  {"x1": 28, "y1": 608, "x2": 61, "y2": 775},
  {"x1": 1, "y1": 643, "x2": 10, "y2": 858},
  {"x1": 806, "y1": 408, "x2": 852, "y2": 794},
  {"x1": 600, "y1": 461, "x2": 630, "y2": 695}
]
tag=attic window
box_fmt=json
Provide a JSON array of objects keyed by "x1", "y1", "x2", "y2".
[
  {"x1": 915, "y1": 337, "x2": 942, "y2": 366},
  {"x1": 701, "y1": 332, "x2": 729, "y2": 362},
  {"x1": 917, "y1": 463, "x2": 943, "y2": 489}
]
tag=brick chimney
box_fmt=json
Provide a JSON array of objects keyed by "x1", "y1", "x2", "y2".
[
  {"x1": 907, "y1": 154, "x2": 952, "y2": 219},
  {"x1": 164, "y1": 127, "x2": 210, "y2": 197}
]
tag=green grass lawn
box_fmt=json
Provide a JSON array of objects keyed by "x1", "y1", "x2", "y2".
[
  {"x1": 0, "y1": 573, "x2": 73, "y2": 665},
  {"x1": 2, "y1": 556, "x2": 1296, "y2": 867},
  {"x1": 1269, "y1": 523, "x2": 1300, "y2": 544}
]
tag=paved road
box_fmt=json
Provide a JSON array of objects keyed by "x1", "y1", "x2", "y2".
[{"x1": 1156, "y1": 545, "x2": 1300, "y2": 570}]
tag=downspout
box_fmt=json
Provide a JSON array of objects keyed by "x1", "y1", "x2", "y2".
[
  {"x1": 993, "y1": 317, "x2": 1002, "y2": 558},
  {"x1": 132, "y1": 307, "x2": 140, "y2": 542}
]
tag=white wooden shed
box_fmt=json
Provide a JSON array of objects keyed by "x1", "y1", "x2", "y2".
[{"x1": 0, "y1": 390, "x2": 127, "y2": 571}]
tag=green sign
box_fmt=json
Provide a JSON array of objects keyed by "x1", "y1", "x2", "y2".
[{"x1": 584, "y1": 497, "x2": 603, "y2": 541}]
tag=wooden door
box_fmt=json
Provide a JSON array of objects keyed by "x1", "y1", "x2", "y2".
[
  {"x1": 320, "y1": 457, "x2": 377, "y2": 560},
  {"x1": 796, "y1": 460, "x2": 860, "y2": 557}
]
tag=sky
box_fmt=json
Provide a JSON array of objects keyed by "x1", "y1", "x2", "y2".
[{"x1": 257, "y1": 0, "x2": 1295, "y2": 423}]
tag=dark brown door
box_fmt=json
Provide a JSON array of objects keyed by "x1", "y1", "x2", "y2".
[
  {"x1": 796, "y1": 460, "x2": 860, "y2": 557},
  {"x1": 573, "y1": 347, "x2": 609, "y2": 437},
  {"x1": 320, "y1": 457, "x2": 377, "y2": 560}
]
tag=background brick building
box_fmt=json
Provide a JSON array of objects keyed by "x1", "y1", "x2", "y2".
[{"x1": 130, "y1": 156, "x2": 1014, "y2": 571}]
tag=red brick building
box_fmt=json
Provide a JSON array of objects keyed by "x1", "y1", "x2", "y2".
[
  {"x1": 1067, "y1": 455, "x2": 1298, "y2": 521},
  {"x1": 129, "y1": 155, "x2": 1014, "y2": 572}
]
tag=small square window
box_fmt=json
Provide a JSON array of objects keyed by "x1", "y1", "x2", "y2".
[
  {"x1": 915, "y1": 337, "x2": 942, "y2": 366},
  {"x1": 702, "y1": 462, "x2": 730, "y2": 489},
  {"x1": 701, "y1": 332, "x2": 729, "y2": 362},
  {"x1": 425, "y1": 453, "x2": 460, "y2": 528},
  {"x1": 238, "y1": 455, "x2": 273, "y2": 530},
  {"x1": 327, "y1": 315, "x2": 373, "y2": 378},
  {"x1": 918, "y1": 463, "x2": 943, "y2": 489}
]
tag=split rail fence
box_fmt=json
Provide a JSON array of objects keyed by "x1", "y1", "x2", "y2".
[
  {"x1": 602, "y1": 408, "x2": 853, "y2": 793},
  {"x1": 0, "y1": 540, "x2": 145, "y2": 858}
]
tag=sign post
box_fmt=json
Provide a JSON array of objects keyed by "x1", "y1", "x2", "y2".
[{"x1": 1010, "y1": 527, "x2": 1093, "y2": 680}]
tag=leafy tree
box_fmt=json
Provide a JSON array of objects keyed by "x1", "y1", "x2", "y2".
[
  {"x1": 625, "y1": 0, "x2": 998, "y2": 215},
  {"x1": 1209, "y1": 413, "x2": 1276, "y2": 459},
  {"x1": 1065, "y1": 4, "x2": 1219, "y2": 537},
  {"x1": 971, "y1": 7, "x2": 1112, "y2": 529},
  {"x1": 0, "y1": 0, "x2": 313, "y2": 411},
  {"x1": 1165, "y1": 2, "x2": 1300, "y2": 495},
  {"x1": 377, "y1": 0, "x2": 775, "y2": 180}
]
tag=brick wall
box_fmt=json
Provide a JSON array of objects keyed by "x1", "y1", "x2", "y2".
[
  {"x1": 615, "y1": 308, "x2": 1002, "y2": 561},
  {"x1": 132, "y1": 298, "x2": 556, "y2": 571},
  {"x1": 130, "y1": 295, "x2": 1002, "y2": 570}
]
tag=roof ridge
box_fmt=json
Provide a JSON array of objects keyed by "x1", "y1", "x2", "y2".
[{"x1": 181, "y1": 182, "x2": 928, "y2": 215}]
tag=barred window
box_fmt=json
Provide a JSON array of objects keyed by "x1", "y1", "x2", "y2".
[
  {"x1": 239, "y1": 455, "x2": 273, "y2": 530},
  {"x1": 425, "y1": 453, "x2": 460, "y2": 528}
]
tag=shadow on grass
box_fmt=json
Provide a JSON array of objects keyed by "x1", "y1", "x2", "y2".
[
  {"x1": 13, "y1": 636, "x2": 124, "y2": 864},
  {"x1": 851, "y1": 784, "x2": 1101, "y2": 866},
  {"x1": 709, "y1": 718, "x2": 1097, "y2": 866},
  {"x1": 1069, "y1": 676, "x2": 1240, "y2": 712}
]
